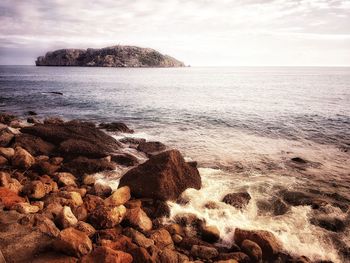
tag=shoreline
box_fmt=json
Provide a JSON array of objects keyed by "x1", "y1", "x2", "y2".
[{"x1": 0, "y1": 112, "x2": 340, "y2": 262}]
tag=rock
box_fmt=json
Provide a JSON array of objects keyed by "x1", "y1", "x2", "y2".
[
  {"x1": 93, "y1": 182, "x2": 112, "y2": 197},
  {"x1": 291, "y1": 157, "x2": 307, "y2": 164},
  {"x1": 204, "y1": 201, "x2": 221, "y2": 209},
  {"x1": 222, "y1": 192, "x2": 251, "y2": 209},
  {"x1": 172, "y1": 234, "x2": 183, "y2": 244},
  {"x1": 111, "y1": 153, "x2": 139, "y2": 166},
  {"x1": 22, "y1": 180, "x2": 47, "y2": 199},
  {"x1": 34, "y1": 214, "x2": 61, "y2": 237},
  {"x1": 75, "y1": 221, "x2": 96, "y2": 237},
  {"x1": 234, "y1": 228, "x2": 282, "y2": 259},
  {"x1": 43, "y1": 191, "x2": 83, "y2": 208},
  {"x1": 37, "y1": 161, "x2": 60, "y2": 175},
  {"x1": 72, "y1": 205, "x2": 88, "y2": 221},
  {"x1": 123, "y1": 207, "x2": 153, "y2": 232},
  {"x1": 174, "y1": 213, "x2": 203, "y2": 227},
  {"x1": 83, "y1": 175, "x2": 96, "y2": 185},
  {"x1": 105, "y1": 186, "x2": 131, "y2": 207},
  {"x1": 0, "y1": 147, "x2": 15, "y2": 159},
  {"x1": 56, "y1": 206, "x2": 78, "y2": 229},
  {"x1": 280, "y1": 190, "x2": 328, "y2": 209},
  {"x1": 200, "y1": 224, "x2": 220, "y2": 243},
  {"x1": 62, "y1": 156, "x2": 116, "y2": 177},
  {"x1": 191, "y1": 245, "x2": 219, "y2": 260},
  {"x1": 0, "y1": 156, "x2": 7, "y2": 165},
  {"x1": 14, "y1": 133, "x2": 55, "y2": 156},
  {"x1": 124, "y1": 199, "x2": 142, "y2": 209},
  {"x1": 21, "y1": 121, "x2": 121, "y2": 158},
  {"x1": 0, "y1": 128, "x2": 14, "y2": 147},
  {"x1": 178, "y1": 236, "x2": 214, "y2": 250},
  {"x1": 28, "y1": 251, "x2": 78, "y2": 263},
  {"x1": 94, "y1": 228, "x2": 123, "y2": 243},
  {"x1": 137, "y1": 141, "x2": 166, "y2": 155},
  {"x1": 12, "y1": 146, "x2": 35, "y2": 169},
  {"x1": 12, "y1": 202, "x2": 40, "y2": 214},
  {"x1": 43, "y1": 117, "x2": 64, "y2": 124},
  {"x1": 80, "y1": 246, "x2": 133, "y2": 263},
  {"x1": 0, "y1": 112, "x2": 16, "y2": 125},
  {"x1": 61, "y1": 186, "x2": 87, "y2": 197},
  {"x1": 217, "y1": 252, "x2": 250, "y2": 262},
  {"x1": 310, "y1": 216, "x2": 346, "y2": 232},
  {"x1": 36, "y1": 46, "x2": 185, "y2": 68},
  {"x1": 119, "y1": 150, "x2": 201, "y2": 201},
  {"x1": 28, "y1": 111, "x2": 37, "y2": 116},
  {"x1": 53, "y1": 227, "x2": 92, "y2": 257},
  {"x1": 166, "y1": 223, "x2": 185, "y2": 236},
  {"x1": 88, "y1": 205, "x2": 126, "y2": 229},
  {"x1": 0, "y1": 187, "x2": 25, "y2": 208},
  {"x1": 50, "y1": 156, "x2": 64, "y2": 165},
  {"x1": 142, "y1": 199, "x2": 171, "y2": 219},
  {"x1": 157, "y1": 248, "x2": 181, "y2": 263},
  {"x1": 149, "y1": 229, "x2": 174, "y2": 250},
  {"x1": 119, "y1": 137, "x2": 146, "y2": 146},
  {"x1": 257, "y1": 197, "x2": 290, "y2": 216},
  {"x1": 241, "y1": 239, "x2": 262, "y2": 262},
  {"x1": 83, "y1": 194, "x2": 104, "y2": 213},
  {"x1": 55, "y1": 172, "x2": 77, "y2": 187},
  {"x1": 99, "y1": 122, "x2": 134, "y2": 133},
  {"x1": 123, "y1": 227, "x2": 154, "y2": 248},
  {"x1": 42, "y1": 203, "x2": 64, "y2": 220},
  {"x1": 27, "y1": 116, "x2": 40, "y2": 124}
]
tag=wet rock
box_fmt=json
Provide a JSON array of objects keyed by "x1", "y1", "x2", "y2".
[
  {"x1": 119, "y1": 149, "x2": 201, "y2": 201},
  {"x1": 53, "y1": 227, "x2": 92, "y2": 257},
  {"x1": 0, "y1": 187, "x2": 25, "y2": 208},
  {"x1": 12, "y1": 146, "x2": 35, "y2": 169},
  {"x1": 0, "y1": 147, "x2": 15, "y2": 159},
  {"x1": 104, "y1": 186, "x2": 131, "y2": 207},
  {"x1": 200, "y1": 224, "x2": 220, "y2": 243},
  {"x1": 241, "y1": 239, "x2": 262, "y2": 262},
  {"x1": 54, "y1": 172, "x2": 77, "y2": 187},
  {"x1": 217, "y1": 252, "x2": 250, "y2": 262},
  {"x1": 234, "y1": 228, "x2": 282, "y2": 260},
  {"x1": 0, "y1": 128, "x2": 14, "y2": 147},
  {"x1": 124, "y1": 199, "x2": 142, "y2": 209},
  {"x1": 80, "y1": 246, "x2": 133, "y2": 263},
  {"x1": 14, "y1": 133, "x2": 55, "y2": 156},
  {"x1": 12, "y1": 202, "x2": 40, "y2": 214},
  {"x1": 0, "y1": 112, "x2": 16, "y2": 125},
  {"x1": 88, "y1": 204, "x2": 126, "y2": 229},
  {"x1": 191, "y1": 245, "x2": 219, "y2": 260},
  {"x1": 93, "y1": 182, "x2": 112, "y2": 198},
  {"x1": 83, "y1": 174, "x2": 96, "y2": 186},
  {"x1": 123, "y1": 207, "x2": 153, "y2": 232},
  {"x1": 257, "y1": 197, "x2": 290, "y2": 216},
  {"x1": 178, "y1": 236, "x2": 214, "y2": 250},
  {"x1": 137, "y1": 141, "x2": 166, "y2": 155},
  {"x1": 43, "y1": 117, "x2": 64, "y2": 124},
  {"x1": 150, "y1": 229, "x2": 174, "y2": 250},
  {"x1": 166, "y1": 223, "x2": 185, "y2": 236},
  {"x1": 123, "y1": 227, "x2": 154, "y2": 248},
  {"x1": 99, "y1": 122, "x2": 134, "y2": 133},
  {"x1": 310, "y1": 216, "x2": 346, "y2": 232},
  {"x1": 75, "y1": 221, "x2": 96, "y2": 237},
  {"x1": 62, "y1": 156, "x2": 116, "y2": 177},
  {"x1": 21, "y1": 121, "x2": 121, "y2": 158},
  {"x1": 204, "y1": 201, "x2": 221, "y2": 209},
  {"x1": 142, "y1": 199, "x2": 171, "y2": 219},
  {"x1": 280, "y1": 190, "x2": 328, "y2": 209},
  {"x1": 111, "y1": 153, "x2": 139, "y2": 166},
  {"x1": 56, "y1": 206, "x2": 78, "y2": 229},
  {"x1": 27, "y1": 116, "x2": 40, "y2": 124},
  {"x1": 119, "y1": 137, "x2": 146, "y2": 146},
  {"x1": 222, "y1": 192, "x2": 251, "y2": 209},
  {"x1": 172, "y1": 234, "x2": 183, "y2": 244},
  {"x1": 174, "y1": 212, "x2": 203, "y2": 227},
  {"x1": 27, "y1": 111, "x2": 37, "y2": 116}
]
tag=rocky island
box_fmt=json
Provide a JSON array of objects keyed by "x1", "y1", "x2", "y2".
[{"x1": 35, "y1": 45, "x2": 185, "y2": 67}]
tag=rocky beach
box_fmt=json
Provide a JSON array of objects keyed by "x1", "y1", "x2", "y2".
[{"x1": 0, "y1": 111, "x2": 338, "y2": 263}]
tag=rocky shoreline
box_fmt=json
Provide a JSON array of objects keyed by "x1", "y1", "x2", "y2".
[{"x1": 0, "y1": 112, "x2": 331, "y2": 263}]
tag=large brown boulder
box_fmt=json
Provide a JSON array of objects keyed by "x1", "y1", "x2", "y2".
[
  {"x1": 13, "y1": 134, "x2": 55, "y2": 156},
  {"x1": 21, "y1": 121, "x2": 121, "y2": 158},
  {"x1": 88, "y1": 205, "x2": 126, "y2": 229},
  {"x1": 234, "y1": 228, "x2": 282, "y2": 260},
  {"x1": 119, "y1": 150, "x2": 201, "y2": 201},
  {"x1": 62, "y1": 157, "x2": 116, "y2": 177}
]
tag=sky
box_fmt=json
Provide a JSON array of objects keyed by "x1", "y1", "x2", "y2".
[{"x1": 0, "y1": 0, "x2": 349, "y2": 66}]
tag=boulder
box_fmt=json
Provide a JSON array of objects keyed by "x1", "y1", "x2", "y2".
[
  {"x1": 119, "y1": 137, "x2": 146, "y2": 146},
  {"x1": 142, "y1": 199, "x2": 171, "y2": 219},
  {"x1": 191, "y1": 245, "x2": 219, "y2": 260},
  {"x1": 0, "y1": 147, "x2": 15, "y2": 159},
  {"x1": 12, "y1": 202, "x2": 40, "y2": 214},
  {"x1": 257, "y1": 197, "x2": 290, "y2": 216},
  {"x1": 280, "y1": 190, "x2": 328, "y2": 209},
  {"x1": 241, "y1": 239, "x2": 262, "y2": 262},
  {"x1": 14, "y1": 134, "x2": 55, "y2": 156},
  {"x1": 0, "y1": 128, "x2": 14, "y2": 147},
  {"x1": 123, "y1": 207, "x2": 153, "y2": 232},
  {"x1": 149, "y1": 229, "x2": 174, "y2": 250},
  {"x1": 310, "y1": 216, "x2": 346, "y2": 232},
  {"x1": 88, "y1": 205, "x2": 126, "y2": 229},
  {"x1": 222, "y1": 192, "x2": 251, "y2": 209},
  {"x1": 99, "y1": 122, "x2": 134, "y2": 133},
  {"x1": 137, "y1": 141, "x2": 166, "y2": 155},
  {"x1": 62, "y1": 156, "x2": 116, "y2": 177},
  {"x1": 104, "y1": 186, "x2": 131, "y2": 207},
  {"x1": 53, "y1": 228, "x2": 92, "y2": 257},
  {"x1": 12, "y1": 147, "x2": 35, "y2": 169},
  {"x1": 33, "y1": 214, "x2": 60, "y2": 237},
  {"x1": 80, "y1": 246, "x2": 133, "y2": 263},
  {"x1": 0, "y1": 187, "x2": 25, "y2": 208},
  {"x1": 55, "y1": 172, "x2": 77, "y2": 187},
  {"x1": 75, "y1": 221, "x2": 96, "y2": 237},
  {"x1": 56, "y1": 206, "x2": 78, "y2": 229},
  {"x1": 200, "y1": 224, "x2": 220, "y2": 243},
  {"x1": 157, "y1": 248, "x2": 181, "y2": 263},
  {"x1": 111, "y1": 153, "x2": 139, "y2": 166},
  {"x1": 21, "y1": 121, "x2": 121, "y2": 158},
  {"x1": 119, "y1": 150, "x2": 201, "y2": 201},
  {"x1": 234, "y1": 228, "x2": 282, "y2": 259}
]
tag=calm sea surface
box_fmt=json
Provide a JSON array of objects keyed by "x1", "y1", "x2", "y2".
[{"x1": 1, "y1": 66, "x2": 349, "y2": 262}]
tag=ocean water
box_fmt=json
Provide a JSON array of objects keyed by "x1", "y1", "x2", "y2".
[{"x1": 1, "y1": 65, "x2": 350, "y2": 262}]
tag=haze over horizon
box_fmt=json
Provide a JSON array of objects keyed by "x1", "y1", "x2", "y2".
[{"x1": 0, "y1": 0, "x2": 349, "y2": 66}]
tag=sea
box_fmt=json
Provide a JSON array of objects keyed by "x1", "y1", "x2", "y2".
[{"x1": 0, "y1": 65, "x2": 349, "y2": 262}]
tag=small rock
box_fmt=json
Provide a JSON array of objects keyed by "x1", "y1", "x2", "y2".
[
  {"x1": 53, "y1": 227, "x2": 92, "y2": 257},
  {"x1": 241, "y1": 239, "x2": 262, "y2": 262},
  {"x1": 44, "y1": 117, "x2": 64, "y2": 124},
  {"x1": 88, "y1": 204, "x2": 126, "y2": 229},
  {"x1": 217, "y1": 252, "x2": 250, "y2": 262},
  {"x1": 50, "y1": 157, "x2": 64, "y2": 165},
  {"x1": 83, "y1": 194, "x2": 104, "y2": 213},
  {"x1": 22, "y1": 180, "x2": 47, "y2": 199},
  {"x1": 124, "y1": 199, "x2": 142, "y2": 209},
  {"x1": 12, "y1": 202, "x2": 40, "y2": 214},
  {"x1": 99, "y1": 122, "x2": 134, "y2": 133},
  {"x1": 93, "y1": 182, "x2": 112, "y2": 197},
  {"x1": 111, "y1": 153, "x2": 139, "y2": 166},
  {"x1": 56, "y1": 206, "x2": 78, "y2": 229},
  {"x1": 37, "y1": 161, "x2": 60, "y2": 175},
  {"x1": 204, "y1": 201, "x2": 221, "y2": 209},
  {"x1": 75, "y1": 221, "x2": 96, "y2": 237},
  {"x1": 12, "y1": 146, "x2": 35, "y2": 169},
  {"x1": 0, "y1": 147, "x2": 15, "y2": 159},
  {"x1": 200, "y1": 224, "x2": 220, "y2": 243},
  {"x1": 172, "y1": 234, "x2": 183, "y2": 244},
  {"x1": 222, "y1": 192, "x2": 251, "y2": 209},
  {"x1": 137, "y1": 141, "x2": 166, "y2": 155},
  {"x1": 55, "y1": 172, "x2": 77, "y2": 187},
  {"x1": 123, "y1": 207, "x2": 153, "y2": 232},
  {"x1": 149, "y1": 229, "x2": 174, "y2": 250},
  {"x1": 191, "y1": 245, "x2": 219, "y2": 260}
]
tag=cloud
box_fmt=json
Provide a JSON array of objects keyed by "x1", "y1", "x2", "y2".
[{"x1": 0, "y1": 0, "x2": 349, "y2": 65}]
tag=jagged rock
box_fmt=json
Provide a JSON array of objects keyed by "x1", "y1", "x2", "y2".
[
  {"x1": 172, "y1": 234, "x2": 183, "y2": 244},
  {"x1": 50, "y1": 156, "x2": 64, "y2": 165},
  {"x1": 137, "y1": 141, "x2": 166, "y2": 155},
  {"x1": 83, "y1": 174, "x2": 96, "y2": 185},
  {"x1": 124, "y1": 199, "x2": 142, "y2": 209},
  {"x1": 99, "y1": 122, "x2": 134, "y2": 133},
  {"x1": 33, "y1": 214, "x2": 60, "y2": 237},
  {"x1": 36, "y1": 45, "x2": 185, "y2": 68},
  {"x1": 241, "y1": 239, "x2": 262, "y2": 262},
  {"x1": 56, "y1": 206, "x2": 78, "y2": 229},
  {"x1": 119, "y1": 137, "x2": 146, "y2": 146},
  {"x1": 280, "y1": 190, "x2": 328, "y2": 209},
  {"x1": 72, "y1": 205, "x2": 88, "y2": 221},
  {"x1": 178, "y1": 236, "x2": 214, "y2": 251},
  {"x1": 123, "y1": 207, "x2": 153, "y2": 232},
  {"x1": 12, "y1": 202, "x2": 40, "y2": 214},
  {"x1": 14, "y1": 133, "x2": 55, "y2": 156},
  {"x1": 12, "y1": 147, "x2": 35, "y2": 169},
  {"x1": 53, "y1": 227, "x2": 92, "y2": 257},
  {"x1": 191, "y1": 245, "x2": 219, "y2": 260},
  {"x1": 142, "y1": 199, "x2": 171, "y2": 219},
  {"x1": 119, "y1": 150, "x2": 201, "y2": 201},
  {"x1": 27, "y1": 116, "x2": 40, "y2": 124},
  {"x1": 257, "y1": 197, "x2": 290, "y2": 216},
  {"x1": 222, "y1": 192, "x2": 251, "y2": 209},
  {"x1": 149, "y1": 229, "x2": 174, "y2": 250},
  {"x1": 234, "y1": 228, "x2": 282, "y2": 260},
  {"x1": 88, "y1": 205, "x2": 126, "y2": 229},
  {"x1": 80, "y1": 246, "x2": 133, "y2": 263},
  {"x1": 0, "y1": 147, "x2": 14, "y2": 159},
  {"x1": 166, "y1": 223, "x2": 185, "y2": 236},
  {"x1": 75, "y1": 221, "x2": 96, "y2": 237},
  {"x1": 55, "y1": 172, "x2": 77, "y2": 187},
  {"x1": 104, "y1": 186, "x2": 131, "y2": 207},
  {"x1": 157, "y1": 248, "x2": 181, "y2": 263}
]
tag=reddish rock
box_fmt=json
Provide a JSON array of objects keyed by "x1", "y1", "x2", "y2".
[
  {"x1": 56, "y1": 206, "x2": 78, "y2": 229},
  {"x1": 0, "y1": 128, "x2": 15, "y2": 147},
  {"x1": 75, "y1": 221, "x2": 96, "y2": 237},
  {"x1": 0, "y1": 147, "x2": 15, "y2": 159},
  {"x1": 22, "y1": 180, "x2": 47, "y2": 199},
  {"x1": 80, "y1": 246, "x2": 132, "y2": 263},
  {"x1": 111, "y1": 153, "x2": 139, "y2": 167},
  {"x1": 84, "y1": 194, "x2": 104, "y2": 213},
  {"x1": 149, "y1": 229, "x2": 174, "y2": 250},
  {"x1": 12, "y1": 147, "x2": 35, "y2": 169},
  {"x1": 29, "y1": 251, "x2": 78, "y2": 263},
  {"x1": 0, "y1": 187, "x2": 25, "y2": 208},
  {"x1": 217, "y1": 252, "x2": 250, "y2": 262},
  {"x1": 119, "y1": 150, "x2": 201, "y2": 201},
  {"x1": 95, "y1": 228, "x2": 123, "y2": 243},
  {"x1": 0, "y1": 156, "x2": 8, "y2": 165},
  {"x1": 0, "y1": 112, "x2": 16, "y2": 125},
  {"x1": 123, "y1": 207, "x2": 153, "y2": 232},
  {"x1": 241, "y1": 239, "x2": 262, "y2": 262},
  {"x1": 37, "y1": 161, "x2": 60, "y2": 175},
  {"x1": 88, "y1": 205, "x2": 126, "y2": 229},
  {"x1": 123, "y1": 227, "x2": 154, "y2": 248},
  {"x1": 12, "y1": 202, "x2": 40, "y2": 214},
  {"x1": 191, "y1": 245, "x2": 219, "y2": 260},
  {"x1": 93, "y1": 182, "x2": 112, "y2": 198},
  {"x1": 200, "y1": 224, "x2": 220, "y2": 243},
  {"x1": 104, "y1": 186, "x2": 131, "y2": 207}
]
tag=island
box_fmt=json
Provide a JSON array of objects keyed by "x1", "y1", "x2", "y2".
[{"x1": 35, "y1": 45, "x2": 185, "y2": 67}]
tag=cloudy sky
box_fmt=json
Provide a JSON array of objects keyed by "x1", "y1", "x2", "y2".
[{"x1": 0, "y1": 0, "x2": 349, "y2": 66}]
